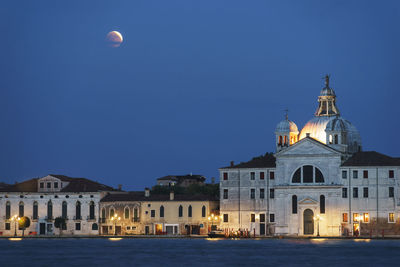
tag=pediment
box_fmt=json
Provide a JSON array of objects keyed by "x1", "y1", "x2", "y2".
[
  {"x1": 298, "y1": 197, "x2": 318, "y2": 205},
  {"x1": 276, "y1": 137, "x2": 341, "y2": 157}
]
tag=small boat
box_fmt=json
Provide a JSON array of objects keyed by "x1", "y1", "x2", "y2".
[{"x1": 208, "y1": 230, "x2": 225, "y2": 238}]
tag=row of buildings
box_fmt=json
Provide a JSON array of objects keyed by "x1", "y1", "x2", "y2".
[{"x1": 1, "y1": 76, "x2": 399, "y2": 237}]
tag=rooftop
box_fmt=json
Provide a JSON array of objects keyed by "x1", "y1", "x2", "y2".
[
  {"x1": 101, "y1": 191, "x2": 218, "y2": 202},
  {"x1": 220, "y1": 153, "x2": 276, "y2": 169},
  {"x1": 342, "y1": 151, "x2": 400, "y2": 167}
]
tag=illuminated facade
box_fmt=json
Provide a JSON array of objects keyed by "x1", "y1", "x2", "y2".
[{"x1": 219, "y1": 76, "x2": 400, "y2": 236}]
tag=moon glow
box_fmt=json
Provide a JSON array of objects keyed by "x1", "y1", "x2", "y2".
[{"x1": 106, "y1": 31, "x2": 123, "y2": 47}]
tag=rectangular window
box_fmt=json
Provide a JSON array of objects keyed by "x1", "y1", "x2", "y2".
[
  {"x1": 260, "y1": 189, "x2": 265, "y2": 199},
  {"x1": 47, "y1": 182, "x2": 51, "y2": 188},
  {"x1": 223, "y1": 214, "x2": 228, "y2": 223},
  {"x1": 270, "y1": 214, "x2": 275, "y2": 223},
  {"x1": 270, "y1": 189, "x2": 275, "y2": 199},
  {"x1": 353, "y1": 170, "x2": 358, "y2": 179},
  {"x1": 151, "y1": 210, "x2": 155, "y2": 217},
  {"x1": 40, "y1": 182, "x2": 44, "y2": 189},
  {"x1": 250, "y1": 189, "x2": 255, "y2": 199},
  {"x1": 342, "y1": 170, "x2": 347, "y2": 179},
  {"x1": 126, "y1": 226, "x2": 131, "y2": 230},
  {"x1": 363, "y1": 170, "x2": 368, "y2": 179},
  {"x1": 223, "y1": 189, "x2": 228, "y2": 199},
  {"x1": 250, "y1": 172, "x2": 255, "y2": 180},
  {"x1": 389, "y1": 170, "x2": 394, "y2": 178},
  {"x1": 353, "y1": 187, "x2": 358, "y2": 198},
  {"x1": 342, "y1": 213, "x2": 348, "y2": 223},
  {"x1": 363, "y1": 187, "x2": 368, "y2": 198},
  {"x1": 54, "y1": 182, "x2": 58, "y2": 188},
  {"x1": 75, "y1": 223, "x2": 81, "y2": 231},
  {"x1": 269, "y1": 171, "x2": 275, "y2": 180},
  {"x1": 223, "y1": 172, "x2": 228, "y2": 180},
  {"x1": 389, "y1": 213, "x2": 395, "y2": 223},
  {"x1": 363, "y1": 213, "x2": 369, "y2": 223},
  {"x1": 250, "y1": 214, "x2": 255, "y2": 222},
  {"x1": 259, "y1": 172, "x2": 265, "y2": 180},
  {"x1": 353, "y1": 213, "x2": 359, "y2": 222},
  {"x1": 342, "y1": 188, "x2": 348, "y2": 198},
  {"x1": 5, "y1": 223, "x2": 10, "y2": 230},
  {"x1": 389, "y1": 187, "x2": 394, "y2": 198},
  {"x1": 260, "y1": 214, "x2": 265, "y2": 223}
]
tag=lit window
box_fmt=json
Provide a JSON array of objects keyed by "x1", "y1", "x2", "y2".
[
  {"x1": 353, "y1": 213, "x2": 359, "y2": 222},
  {"x1": 250, "y1": 172, "x2": 255, "y2": 180},
  {"x1": 342, "y1": 213, "x2": 348, "y2": 223},
  {"x1": 363, "y1": 213, "x2": 369, "y2": 223},
  {"x1": 388, "y1": 213, "x2": 395, "y2": 223}
]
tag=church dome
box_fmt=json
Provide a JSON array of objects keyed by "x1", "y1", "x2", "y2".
[
  {"x1": 325, "y1": 116, "x2": 362, "y2": 153},
  {"x1": 275, "y1": 119, "x2": 298, "y2": 133},
  {"x1": 299, "y1": 116, "x2": 333, "y2": 143}
]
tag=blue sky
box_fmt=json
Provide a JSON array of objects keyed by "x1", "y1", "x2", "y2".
[{"x1": 1, "y1": 0, "x2": 399, "y2": 189}]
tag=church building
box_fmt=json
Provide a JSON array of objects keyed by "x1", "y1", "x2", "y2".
[{"x1": 219, "y1": 76, "x2": 400, "y2": 236}]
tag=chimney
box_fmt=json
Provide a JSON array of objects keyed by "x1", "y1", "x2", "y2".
[
  {"x1": 211, "y1": 177, "x2": 215, "y2": 184},
  {"x1": 118, "y1": 184, "x2": 122, "y2": 191},
  {"x1": 170, "y1": 191, "x2": 174, "y2": 201},
  {"x1": 145, "y1": 187, "x2": 150, "y2": 197},
  {"x1": 230, "y1": 161, "x2": 234, "y2": 167}
]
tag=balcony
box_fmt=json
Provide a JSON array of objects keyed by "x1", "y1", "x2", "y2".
[
  {"x1": 73, "y1": 216, "x2": 82, "y2": 221},
  {"x1": 87, "y1": 216, "x2": 96, "y2": 221},
  {"x1": 132, "y1": 217, "x2": 140, "y2": 223}
]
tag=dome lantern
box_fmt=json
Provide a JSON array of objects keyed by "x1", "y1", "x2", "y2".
[
  {"x1": 315, "y1": 75, "x2": 340, "y2": 116},
  {"x1": 275, "y1": 111, "x2": 299, "y2": 152}
]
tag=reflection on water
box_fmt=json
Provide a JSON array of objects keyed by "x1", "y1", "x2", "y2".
[
  {"x1": 1, "y1": 238, "x2": 400, "y2": 266},
  {"x1": 108, "y1": 238, "x2": 123, "y2": 241},
  {"x1": 8, "y1": 238, "x2": 22, "y2": 242}
]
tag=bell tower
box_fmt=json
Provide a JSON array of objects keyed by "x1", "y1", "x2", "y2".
[{"x1": 315, "y1": 75, "x2": 340, "y2": 116}]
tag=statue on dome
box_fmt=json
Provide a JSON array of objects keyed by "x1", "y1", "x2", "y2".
[{"x1": 324, "y1": 74, "x2": 330, "y2": 88}]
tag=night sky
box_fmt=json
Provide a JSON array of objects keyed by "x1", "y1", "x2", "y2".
[{"x1": 1, "y1": 1, "x2": 399, "y2": 190}]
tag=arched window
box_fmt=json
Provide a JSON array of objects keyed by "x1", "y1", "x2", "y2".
[
  {"x1": 188, "y1": 205, "x2": 192, "y2": 217},
  {"x1": 329, "y1": 135, "x2": 333, "y2": 144},
  {"x1": 202, "y1": 206, "x2": 206, "y2": 217},
  {"x1": 5, "y1": 201, "x2": 10, "y2": 219},
  {"x1": 19, "y1": 201, "x2": 24, "y2": 217},
  {"x1": 133, "y1": 208, "x2": 139, "y2": 222},
  {"x1": 278, "y1": 136, "x2": 282, "y2": 145},
  {"x1": 76, "y1": 201, "x2": 81, "y2": 220},
  {"x1": 320, "y1": 195, "x2": 325, "y2": 214},
  {"x1": 292, "y1": 168, "x2": 301, "y2": 183},
  {"x1": 124, "y1": 207, "x2": 130, "y2": 219},
  {"x1": 92, "y1": 223, "x2": 98, "y2": 230},
  {"x1": 292, "y1": 165, "x2": 325, "y2": 184},
  {"x1": 178, "y1": 205, "x2": 183, "y2": 217},
  {"x1": 160, "y1": 206, "x2": 164, "y2": 218},
  {"x1": 101, "y1": 208, "x2": 106, "y2": 220},
  {"x1": 47, "y1": 200, "x2": 53, "y2": 219},
  {"x1": 62, "y1": 201, "x2": 68, "y2": 219},
  {"x1": 89, "y1": 201, "x2": 95, "y2": 220},
  {"x1": 284, "y1": 135, "x2": 288, "y2": 145},
  {"x1": 110, "y1": 208, "x2": 115, "y2": 218},
  {"x1": 334, "y1": 135, "x2": 338, "y2": 144},
  {"x1": 292, "y1": 195, "x2": 297, "y2": 214},
  {"x1": 33, "y1": 201, "x2": 38, "y2": 220}
]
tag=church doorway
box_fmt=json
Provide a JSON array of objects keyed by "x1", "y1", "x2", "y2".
[{"x1": 303, "y1": 209, "x2": 314, "y2": 235}]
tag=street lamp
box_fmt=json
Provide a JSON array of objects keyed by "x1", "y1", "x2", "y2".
[
  {"x1": 313, "y1": 214, "x2": 322, "y2": 237},
  {"x1": 207, "y1": 213, "x2": 219, "y2": 232},
  {"x1": 110, "y1": 214, "x2": 121, "y2": 236},
  {"x1": 11, "y1": 215, "x2": 20, "y2": 237}
]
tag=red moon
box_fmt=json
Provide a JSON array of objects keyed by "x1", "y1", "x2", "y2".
[{"x1": 106, "y1": 31, "x2": 123, "y2": 47}]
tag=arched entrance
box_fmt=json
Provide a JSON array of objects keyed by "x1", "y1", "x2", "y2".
[{"x1": 303, "y1": 209, "x2": 314, "y2": 235}]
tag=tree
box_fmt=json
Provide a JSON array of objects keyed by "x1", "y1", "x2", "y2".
[
  {"x1": 18, "y1": 216, "x2": 31, "y2": 237},
  {"x1": 54, "y1": 217, "x2": 66, "y2": 236}
]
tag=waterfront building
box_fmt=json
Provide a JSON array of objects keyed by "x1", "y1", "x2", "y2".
[
  {"x1": 0, "y1": 174, "x2": 116, "y2": 236},
  {"x1": 156, "y1": 174, "x2": 206, "y2": 187},
  {"x1": 99, "y1": 189, "x2": 219, "y2": 235},
  {"x1": 219, "y1": 76, "x2": 400, "y2": 236}
]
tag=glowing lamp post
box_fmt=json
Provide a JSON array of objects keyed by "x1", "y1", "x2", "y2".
[
  {"x1": 110, "y1": 214, "x2": 121, "y2": 236},
  {"x1": 313, "y1": 214, "x2": 322, "y2": 237},
  {"x1": 11, "y1": 215, "x2": 20, "y2": 237}
]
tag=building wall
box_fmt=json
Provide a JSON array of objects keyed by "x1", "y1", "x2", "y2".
[
  {"x1": 100, "y1": 200, "x2": 219, "y2": 235},
  {"x1": 0, "y1": 192, "x2": 103, "y2": 236}
]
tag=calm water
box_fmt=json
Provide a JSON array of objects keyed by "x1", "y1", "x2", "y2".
[{"x1": 1, "y1": 238, "x2": 400, "y2": 267}]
